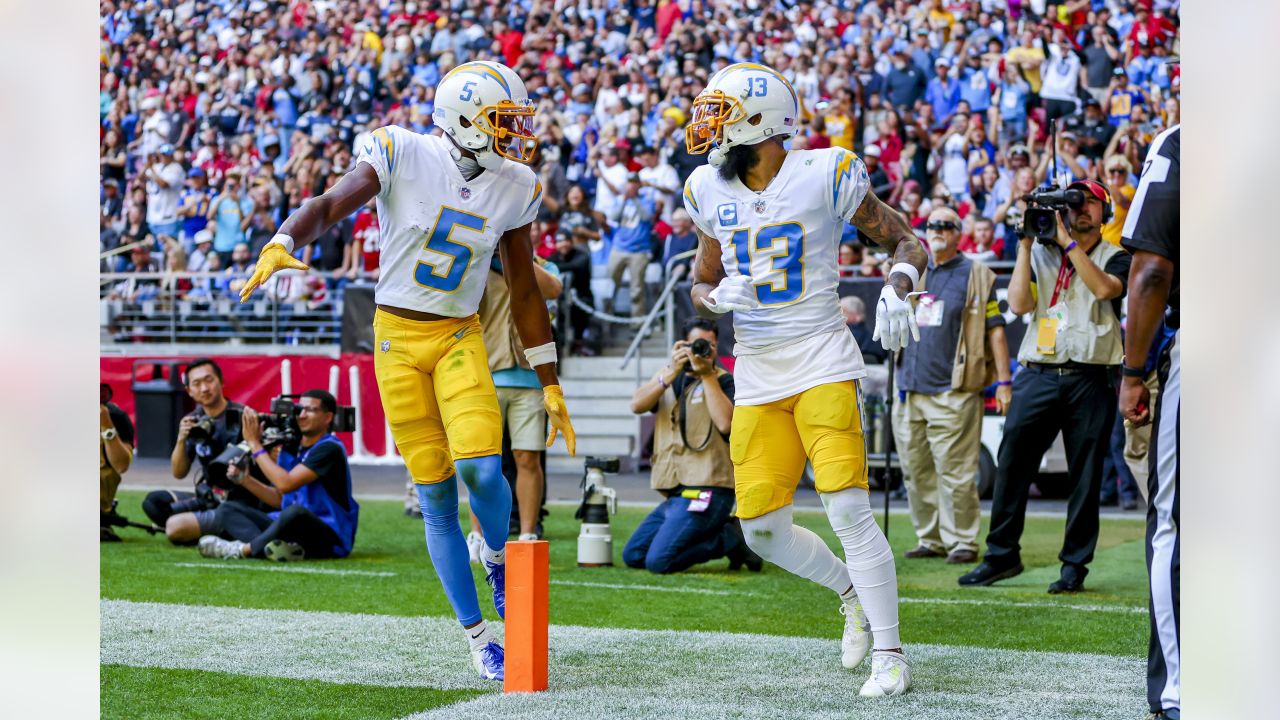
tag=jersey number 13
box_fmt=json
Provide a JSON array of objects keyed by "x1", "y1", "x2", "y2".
[{"x1": 727, "y1": 222, "x2": 806, "y2": 305}]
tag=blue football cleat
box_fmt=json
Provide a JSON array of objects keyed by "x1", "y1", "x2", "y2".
[
  {"x1": 484, "y1": 558, "x2": 506, "y2": 619},
  {"x1": 471, "y1": 641, "x2": 505, "y2": 681}
]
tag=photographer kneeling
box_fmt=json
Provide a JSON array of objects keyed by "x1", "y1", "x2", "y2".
[
  {"x1": 623, "y1": 319, "x2": 761, "y2": 574},
  {"x1": 142, "y1": 359, "x2": 271, "y2": 544},
  {"x1": 198, "y1": 390, "x2": 360, "y2": 561}
]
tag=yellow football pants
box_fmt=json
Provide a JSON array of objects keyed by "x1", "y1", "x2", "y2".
[
  {"x1": 730, "y1": 380, "x2": 869, "y2": 519},
  {"x1": 373, "y1": 310, "x2": 503, "y2": 485}
]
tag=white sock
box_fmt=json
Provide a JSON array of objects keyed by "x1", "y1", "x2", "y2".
[
  {"x1": 740, "y1": 505, "x2": 849, "y2": 595},
  {"x1": 480, "y1": 542, "x2": 505, "y2": 567},
  {"x1": 465, "y1": 621, "x2": 495, "y2": 651},
  {"x1": 839, "y1": 584, "x2": 859, "y2": 607},
  {"x1": 822, "y1": 488, "x2": 901, "y2": 650}
]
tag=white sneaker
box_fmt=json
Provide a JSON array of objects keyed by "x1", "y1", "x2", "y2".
[
  {"x1": 198, "y1": 535, "x2": 246, "y2": 560},
  {"x1": 517, "y1": 533, "x2": 538, "y2": 541},
  {"x1": 466, "y1": 531, "x2": 483, "y2": 565},
  {"x1": 840, "y1": 600, "x2": 871, "y2": 669},
  {"x1": 859, "y1": 650, "x2": 912, "y2": 698}
]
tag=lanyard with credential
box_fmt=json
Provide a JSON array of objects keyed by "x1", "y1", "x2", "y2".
[{"x1": 1050, "y1": 252, "x2": 1076, "y2": 307}]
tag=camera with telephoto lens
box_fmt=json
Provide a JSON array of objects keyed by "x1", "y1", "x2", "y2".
[
  {"x1": 682, "y1": 338, "x2": 714, "y2": 374},
  {"x1": 1022, "y1": 186, "x2": 1087, "y2": 244}
]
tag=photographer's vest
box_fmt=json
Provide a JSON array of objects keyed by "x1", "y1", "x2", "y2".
[
  {"x1": 649, "y1": 370, "x2": 735, "y2": 493},
  {"x1": 478, "y1": 259, "x2": 556, "y2": 373},
  {"x1": 280, "y1": 434, "x2": 360, "y2": 558},
  {"x1": 478, "y1": 269, "x2": 531, "y2": 372},
  {"x1": 920, "y1": 258, "x2": 1000, "y2": 394},
  {"x1": 1017, "y1": 240, "x2": 1125, "y2": 366}
]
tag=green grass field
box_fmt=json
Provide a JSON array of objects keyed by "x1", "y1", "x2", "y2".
[{"x1": 102, "y1": 490, "x2": 1150, "y2": 719}]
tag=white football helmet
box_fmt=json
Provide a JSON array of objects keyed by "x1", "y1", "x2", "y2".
[
  {"x1": 685, "y1": 63, "x2": 800, "y2": 168},
  {"x1": 432, "y1": 61, "x2": 537, "y2": 170}
]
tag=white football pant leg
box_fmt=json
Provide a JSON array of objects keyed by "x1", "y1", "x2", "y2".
[
  {"x1": 741, "y1": 504, "x2": 849, "y2": 595},
  {"x1": 823, "y1": 488, "x2": 901, "y2": 650}
]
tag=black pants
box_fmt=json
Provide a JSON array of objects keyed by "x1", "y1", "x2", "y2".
[
  {"x1": 985, "y1": 364, "x2": 1117, "y2": 580},
  {"x1": 142, "y1": 489, "x2": 222, "y2": 540},
  {"x1": 214, "y1": 502, "x2": 343, "y2": 559},
  {"x1": 1146, "y1": 333, "x2": 1180, "y2": 713}
]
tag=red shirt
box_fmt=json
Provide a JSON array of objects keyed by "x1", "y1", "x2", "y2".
[
  {"x1": 1128, "y1": 15, "x2": 1177, "y2": 48},
  {"x1": 657, "y1": 1, "x2": 682, "y2": 41},
  {"x1": 497, "y1": 30, "x2": 525, "y2": 69},
  {"x1": 808, "y1": 132, "x2": 831, "y2": 149},
  {"x1": 353, "y1": 209, "x2": 380, "y2": 272}
]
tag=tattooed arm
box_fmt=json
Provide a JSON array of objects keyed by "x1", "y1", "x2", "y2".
[
  {"x1": 851, "y1": 190, "x2": 928, "y2": 298},
  {"x1": 691, "y1": 228, "x2": 728, "y2": 319}
]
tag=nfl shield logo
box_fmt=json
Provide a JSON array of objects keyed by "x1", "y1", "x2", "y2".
[
  {"x1": 459, "y1": 187, "x2": 472, "y2": 200},
  {"x1": 380, "y1": 340, "x2": 390, "y2": 353},
  {"x1": 752, "y1": 199, "x2": 768, "y2": 215}
]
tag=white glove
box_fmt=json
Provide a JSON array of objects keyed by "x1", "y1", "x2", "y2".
[
  {"x1": 872, "y1": 284, "x2": 923, "y2": 352},
  {"x1": 701, "y1": 275, "x2": 759, "y2": 314}
]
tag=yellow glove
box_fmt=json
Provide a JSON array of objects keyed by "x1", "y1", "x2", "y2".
[
  {"x1": 543, "y1": 384, "x2": 576, "y2": 456},
  {"x1": 239, "y1": 243, "x2": 310, "y2": 302}
]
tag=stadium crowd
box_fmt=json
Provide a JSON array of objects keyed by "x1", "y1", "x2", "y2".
[{"x1": 99, "y1": 0, "x2": 1179, "y2": 332}]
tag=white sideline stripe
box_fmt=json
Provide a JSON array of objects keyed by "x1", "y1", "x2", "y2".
[
  {"x1": 170, "y1": 564, "x2": 1144, "y2": 612},
  {"x1": 172, "y1": 562, "x2": 396, "y2": 578},
  {"x1": 901, "y1": 596, "x2": 1146, "y2": 615},
  {"x1": 550, "y1": 579, "x2": 737, "y2": 596},
  {"x1": 102, "y1": 600, "x2": 1144, "y2": 720}
]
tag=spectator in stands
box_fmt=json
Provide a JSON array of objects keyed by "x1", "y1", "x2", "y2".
[
  {"x1": 1039, "y1": 31, "x2": 1083, "y2": 122},
  {"x1": 198, "y1": 390, "x2": 360, "y2": 561},
  {"x1": 840, "y1": 295, "x2": 885, "y2": 366},
  {"x1": 350, "y1": 198, "x2": 381, "y2": 282},
  {"x1": 208, "y1": 173, "x2": 252, "y2": 265},
  {"x1": 548, "y1": 230, "x2": 596, "y2": 357},
  {"x1": 625, "y1": 319, "x2": 759, "y2": 574},
  {"x1": 178, "y1": 167, "x2": 211, "y2": 245},
  {"x1": 892, "y1": 207, "x2": 1010, "y2": 565},
  {"x1": 959, "y1": 217, "x2": 1003, "y2": 263},
  {"x1": 961, "y1": 180, "x2": 1131, "y2": 594},
  {"x1": 926, "y1": 57, "x2": 961, "y2": 124},
  {"x1": 1082, "y1": 24, "x2": 1122, "y2": 104},
  {"x1": 636, "y1": 145, "x2": 680, "y2": 222},
  {"x1": 1070, "y1": 98, "x2": 1116, "y2": 164},
  {"x1": 188, "y1": 230, "x2": 214, "y2": 274},
  {"x1": 559, "y1": 184, "x2": 606, "y2": 249},
  {"x1": 607, "y1": 174, "x2": 656, "y2": 317},
  {"x1": 593, "y1": 145, "x2": 630, "y2": 223},
  {"x1": 143, "y1": 144, "x2": 184, "y2": 239},
  {"x1": 662, "y1": 209, "x2": 698, "y2": 278},
  {"x1": 1102, "y1": 156, "x2": 1137, "y2": 247},
  {"x1": 101, "y1": 178, "x2": 124, "y2": 233},
  {"x1": 223, "y1": 242, "x2": 254, "y2": 299},
  {"x1": 862, "y1": 144, "x2": 894, "y2": 198}
]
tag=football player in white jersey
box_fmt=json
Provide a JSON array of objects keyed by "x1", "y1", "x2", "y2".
[
  {"x1": 238, "y1": 61, "x2": 576, "y2": 682},
  {"x1": 682, "y1": 63, "x2": 928, "y2": 697}
]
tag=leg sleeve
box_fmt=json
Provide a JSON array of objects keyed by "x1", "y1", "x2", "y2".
[
  {"x1": 823, "y1": 488, "x2": 901, "y2": 650},
  {"x1": 415, "y1": 480, "x2": 483, "y2": 627},
  {"x1": 741, "y1": 504, "x2": 850, "y2": 595},
  {"x1": 456, "y1": 455, "x2": 512, "y2": 555}
]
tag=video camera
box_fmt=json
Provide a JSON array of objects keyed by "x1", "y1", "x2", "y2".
[
  {"x1": 1021, "y1": 186, "x2": 1087, "y2": 244},
  {"x1": 207, "y1": 395, "x2": 355, "y2": 486}
]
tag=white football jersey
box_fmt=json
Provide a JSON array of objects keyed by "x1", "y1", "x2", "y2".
[
  {"x1": 355, "y1": 126, "x2": 541, "y2": 317},
  {"x1": 683, "y1": 148, "x2": 872, "y2": 405}
]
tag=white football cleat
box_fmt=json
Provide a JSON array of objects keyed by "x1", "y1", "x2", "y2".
[
  {"x1": 466, "y1": 531, "x2": 483, "y2": 565},
  {"x1": 840, "y1": 600, "x2": 871, "y2": 669},
  {"x1": 859, "y1": 650, "x2": 912, "y2": 698}
]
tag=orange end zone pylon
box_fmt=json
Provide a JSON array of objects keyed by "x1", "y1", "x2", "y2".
[{"x1": 503, "y1": 540, "x2": 549, "y2": 693}]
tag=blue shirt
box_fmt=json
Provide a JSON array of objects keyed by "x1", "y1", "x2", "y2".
[
  {"x1": 610, "y1": 197, "x2": 655, "y2": 254},
  {"x1": 179, "y1": 188, "x2": 211, "y2": 237},
  {"x1": 998, "y1": 79, "x2": 1029, "y2": 123},
  {"x1": 959, "y1": 68, "x2": 993, "y2": 113},
  {"x1": 213, "y1": 194, "x2": 253, "y2": 252},
  {"x1": 925, "y1": 76, "x2": 962, "y2": 121},
  {"x1": 493, "y1": 368, "x2": 541, "y2": 389}
]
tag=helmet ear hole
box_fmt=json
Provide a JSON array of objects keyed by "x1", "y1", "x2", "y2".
[
  {"x1": 747, "y1": 113, "x2": 763, "y2": 126},
  {"x1": 459, "y1": 115, "x2": 473, "y2": 129}
]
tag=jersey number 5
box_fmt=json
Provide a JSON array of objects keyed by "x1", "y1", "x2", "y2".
[
  {"x1": 728, "y1": 222, "x2": 805, "y2": 305},
  {"x1": 414, "y1": 207, "x2": 485, "y2": 293}
]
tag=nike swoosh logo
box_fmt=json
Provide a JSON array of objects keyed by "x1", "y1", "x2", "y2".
[{"x1": 453, "y1": 329, "x2": 466, "y2": 340}]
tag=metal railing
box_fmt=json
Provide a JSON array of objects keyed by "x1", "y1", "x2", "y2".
[{"x1": 100, "y1": 270, "x2": 347, "y2": 346}]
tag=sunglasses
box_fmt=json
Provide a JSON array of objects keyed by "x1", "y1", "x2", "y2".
[{"x1": 925, "y1": 221, "x2": 960, "y2": 232}]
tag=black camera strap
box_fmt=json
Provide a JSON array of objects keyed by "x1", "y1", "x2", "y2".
[{"x1": 676, "y1": 376, "x2": 716, "y2": 452}]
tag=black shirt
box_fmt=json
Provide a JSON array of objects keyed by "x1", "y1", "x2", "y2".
[
  {"x1": 299, "y1": 439, "x2": 352, "y2": 511},
  {"x1": 183, "y1": 401, "x2": 259, "y2": 506},
  {"x1": 1121, "y1": 125, "x2": 1179, "y2": 318}
]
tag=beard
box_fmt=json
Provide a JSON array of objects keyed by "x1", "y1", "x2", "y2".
[
  {"x1": 928, "y1": 238, "x2": 949, "y2": 254},
  {"x1": 717, "y1": 142, "x2": 761, "y2": 183}
]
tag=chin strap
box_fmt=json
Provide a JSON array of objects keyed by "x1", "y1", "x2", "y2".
[{"x1": 447, "y1": 139, "x2": 485, "y2": 181}]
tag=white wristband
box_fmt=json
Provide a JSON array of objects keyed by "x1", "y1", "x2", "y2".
[
  {"x1": 267, "y1": 234, "x2": 295, "y2": 254},
  {"x1": 888, "y1": 262, "x2": 920, "y2": 291},
  {"x1": 524, "y1": 341, "x2": 557, "y2": 368}
]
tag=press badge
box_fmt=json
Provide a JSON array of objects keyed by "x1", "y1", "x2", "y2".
[
  {"x1": 1038, "y1": 303, "x2": 1069, "y2": 354},
  {"x1": 915, "y1": 294, "x2": 944, "y2": 327},
  {"x1": 682, "y1": 489, "x2": 712, "y2": 513}
]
